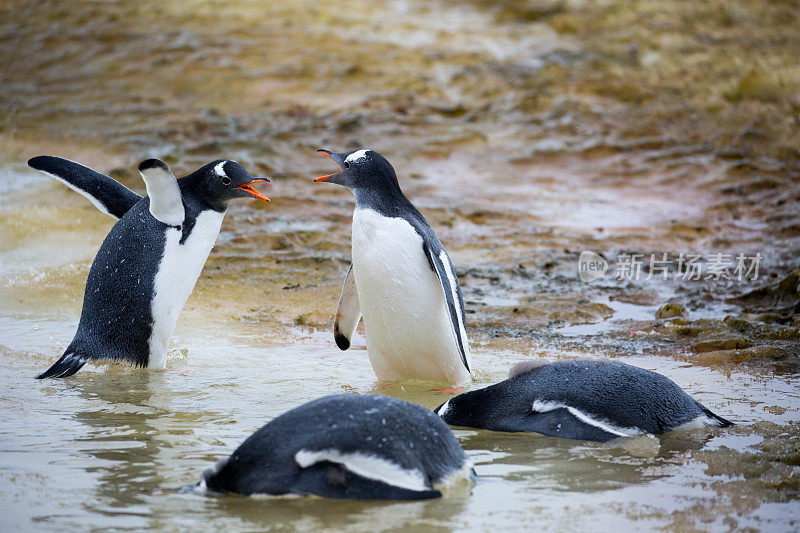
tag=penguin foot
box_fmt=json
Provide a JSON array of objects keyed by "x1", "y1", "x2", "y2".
[{"x1": 433, "y1": 386, "x2": 466, "y2": 394}]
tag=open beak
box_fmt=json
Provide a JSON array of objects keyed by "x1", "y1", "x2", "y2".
[
  {"x1": 236, "y1": 178, "x2": 271, "y2": 201},
  {"x1": 314, "y1": 149, "x2": 343, "y2": 182}
]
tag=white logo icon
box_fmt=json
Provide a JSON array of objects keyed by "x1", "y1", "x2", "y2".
[{"x1": 578, "y1": 251, "x2": 608, "y2": 282}]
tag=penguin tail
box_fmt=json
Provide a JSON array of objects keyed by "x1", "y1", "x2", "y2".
[
  {"x1": 701, "y1": 405, "x2": 735, "y2": 428},
  {"x1": 36, "y1": 351, "x2": 87, "y2": 379}
]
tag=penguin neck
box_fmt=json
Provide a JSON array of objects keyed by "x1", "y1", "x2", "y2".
[
  {"x1": 179, "y1": 177, "x2": 229, "y2": 214},
  {"x1": 352, "y1": 184, "x2": 413, "y2": 218}
]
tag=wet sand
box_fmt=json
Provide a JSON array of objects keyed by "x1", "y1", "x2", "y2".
[{"x1": 1, "y1": 0, "x2": 799, "y2": 530}]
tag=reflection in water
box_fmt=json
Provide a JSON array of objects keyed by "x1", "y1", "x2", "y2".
[
  {"x1": 205, "y1": 491, "x2": 469, "y2": 532},
  {"x1": 71, "y1": 372, "x2": 172, "y2": 511},
  {"x1": 459, "y1": 430, "x2": 717, "y2": 493}
]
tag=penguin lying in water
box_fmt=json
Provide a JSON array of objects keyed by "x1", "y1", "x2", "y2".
[
  {"x1": 29, "y1": 156, "x2": 269, "y2": 378},
  {"x1": 314, "y1": 149, "x2": 471, "y2": 386},
  {"x1": 199, "y1": 394, "x2": 474, "y2": 499},
  {"x1": 435, "y1": 359, "x2": 733, "y2": 442}
]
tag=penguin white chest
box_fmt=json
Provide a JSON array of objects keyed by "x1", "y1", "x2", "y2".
[
  {"x1": 351, "y1": 208, "x2": 464, "y2": 384},
  {"x1": 148, "y1": 210, "x2": 225, "y2": 368}
]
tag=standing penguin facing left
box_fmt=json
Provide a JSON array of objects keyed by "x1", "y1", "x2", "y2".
[
  {"x1": 28, "y1": 156, "x2": 270, "y2": 378},
  {"x1": 314, "y1": 149, "x2": 471, "y2": 386}
]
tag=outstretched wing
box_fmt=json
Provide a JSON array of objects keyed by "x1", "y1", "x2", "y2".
[
  {"x1": 137, "y1": 159, "x2": 184, "y2": 227},
  {"x1": 423, "y1": 243, "x2": 471, "y2": 373},
  {"x1": 28, "y1": 155, "x2": 142, "y2": 219},
  {"x1": 334, "y1": 264, "x2": 361, "y2": 350}
]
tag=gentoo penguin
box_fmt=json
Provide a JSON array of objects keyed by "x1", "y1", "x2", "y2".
[
  {"x1": 314, "y1": 149, "x2": 471, "y2": 386},
  {"x1": 435, "y1": 359, "x2": 733, "y2": 442},
  {"x1": 199, "y1": 394, "x2": 474, "y2": 499},
  {"x1": 29, "y1": 155, "x2": 269, "y2": 378}
]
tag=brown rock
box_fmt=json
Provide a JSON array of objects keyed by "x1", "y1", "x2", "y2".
[
  {"x1": 693, "y1": 338, "x2": 753, "y2": 353},
  {"x1": 656, "y1": 302, "x2": 686, "y2": 319}
]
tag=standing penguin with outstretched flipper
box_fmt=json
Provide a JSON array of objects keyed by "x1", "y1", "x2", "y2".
[
  {"x1": 28, "y1": 156, "x2": 270, "y2": 378},
  {"x1": 314, "y1": 149, "x2": 471, "y2": 387}
]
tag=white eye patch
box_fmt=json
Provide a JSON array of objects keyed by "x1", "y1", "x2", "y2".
[
  {"x1": 214, "y1": 161, "x2": 227, "y2": 177},
  {"x1": 345, "y1": 150, "x2": 370, "y2": 164}
]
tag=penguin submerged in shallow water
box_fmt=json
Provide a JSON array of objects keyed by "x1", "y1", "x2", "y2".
[
  {"x1": 199, "y1": 394, "x2": 474, "y2": 499},
  {"x1": 435, "y1": 359, "x2": 733, "y2": 442},
  {"x1": 29, "y1": 156, "x2": 269, "y2": 378},
  {"x1": 314, "y1": 149, "x2": 471, "y2": 386}
]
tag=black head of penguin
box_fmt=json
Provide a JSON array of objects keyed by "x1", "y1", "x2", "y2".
[
  {"x1": 434, "y1": 387, "x2": 504, "y2": 429},
  {"x1": 315, "y1": 149, "x2": 403, "y2": 201},
  {"x1": 149, "y1": 159, "x2": 270, "y2": 211}
]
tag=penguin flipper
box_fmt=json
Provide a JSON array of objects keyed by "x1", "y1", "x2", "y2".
[
  {"x1": 334, "y1": 264, "x2": 361, "y2": 350},
  {"x1": 138, "y1": 159, "x2": 185, "y2": 227},
  {"x1": 28, "y1": 156, "x2": 142, "y2": 219},
  {"x1": 291, "y1": 461, "x2": 441, "y2": 500},
  {"x1": 495, "y1": 408, "x2": 624, "y2": 443},
  {"x1": 423, "y1": 243, "x2": 471, "y2": 373},
  {"x1": 36, "y1": 351, "x2": 87, "y2": 379}
]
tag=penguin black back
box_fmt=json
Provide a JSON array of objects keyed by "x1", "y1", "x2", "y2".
[
  {"x1": 37, "y1": 200, "x2": 165, "y2": 378},
  {"x1": 435, "y1": 360, "x2": 733, "y2": 442},
  {"x1": 201, "y1": 394, "x2": 473, "y2": 499}
]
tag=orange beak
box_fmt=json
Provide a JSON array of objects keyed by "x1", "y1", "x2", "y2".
[
  {"x1": 236, "y1": 179, "x2": 271, "y2": 201},
  {"x1": 315, "y1": 149, "x2": 343, "y2": 182}
]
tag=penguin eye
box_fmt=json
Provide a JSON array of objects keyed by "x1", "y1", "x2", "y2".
[
  {"x1": 344, "y1": 162, "x2": 350, "y2": 169},
  {"x1": 220, "y1": 176, "x2": 231, "y2": 185}
]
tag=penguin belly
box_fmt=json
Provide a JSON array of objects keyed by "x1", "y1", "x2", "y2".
[
  {"x1": 351, "y1": 208, "x2": 469, "y2": 385},
  {"x1": 147, "y1": 210, "x2": 224, "y2": 368}
]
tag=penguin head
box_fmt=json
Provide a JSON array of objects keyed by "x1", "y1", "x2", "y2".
[
  {"x1": 314, "y1": 149, "x2": 400, "y2": 194},
  {"x1": 195, "y1": 159, "x2": 270, "y2": 206},
  {"x1": 434, "y1": 388, "x2": 494, "y2": 428}
]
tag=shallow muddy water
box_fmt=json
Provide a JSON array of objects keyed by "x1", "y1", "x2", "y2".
[
  {"x1": 2, "y1": 0, "x2": 800, "y2": 531},
  {"x1": 2, "y1": 312, "x2": 799, "y2": 531}
]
